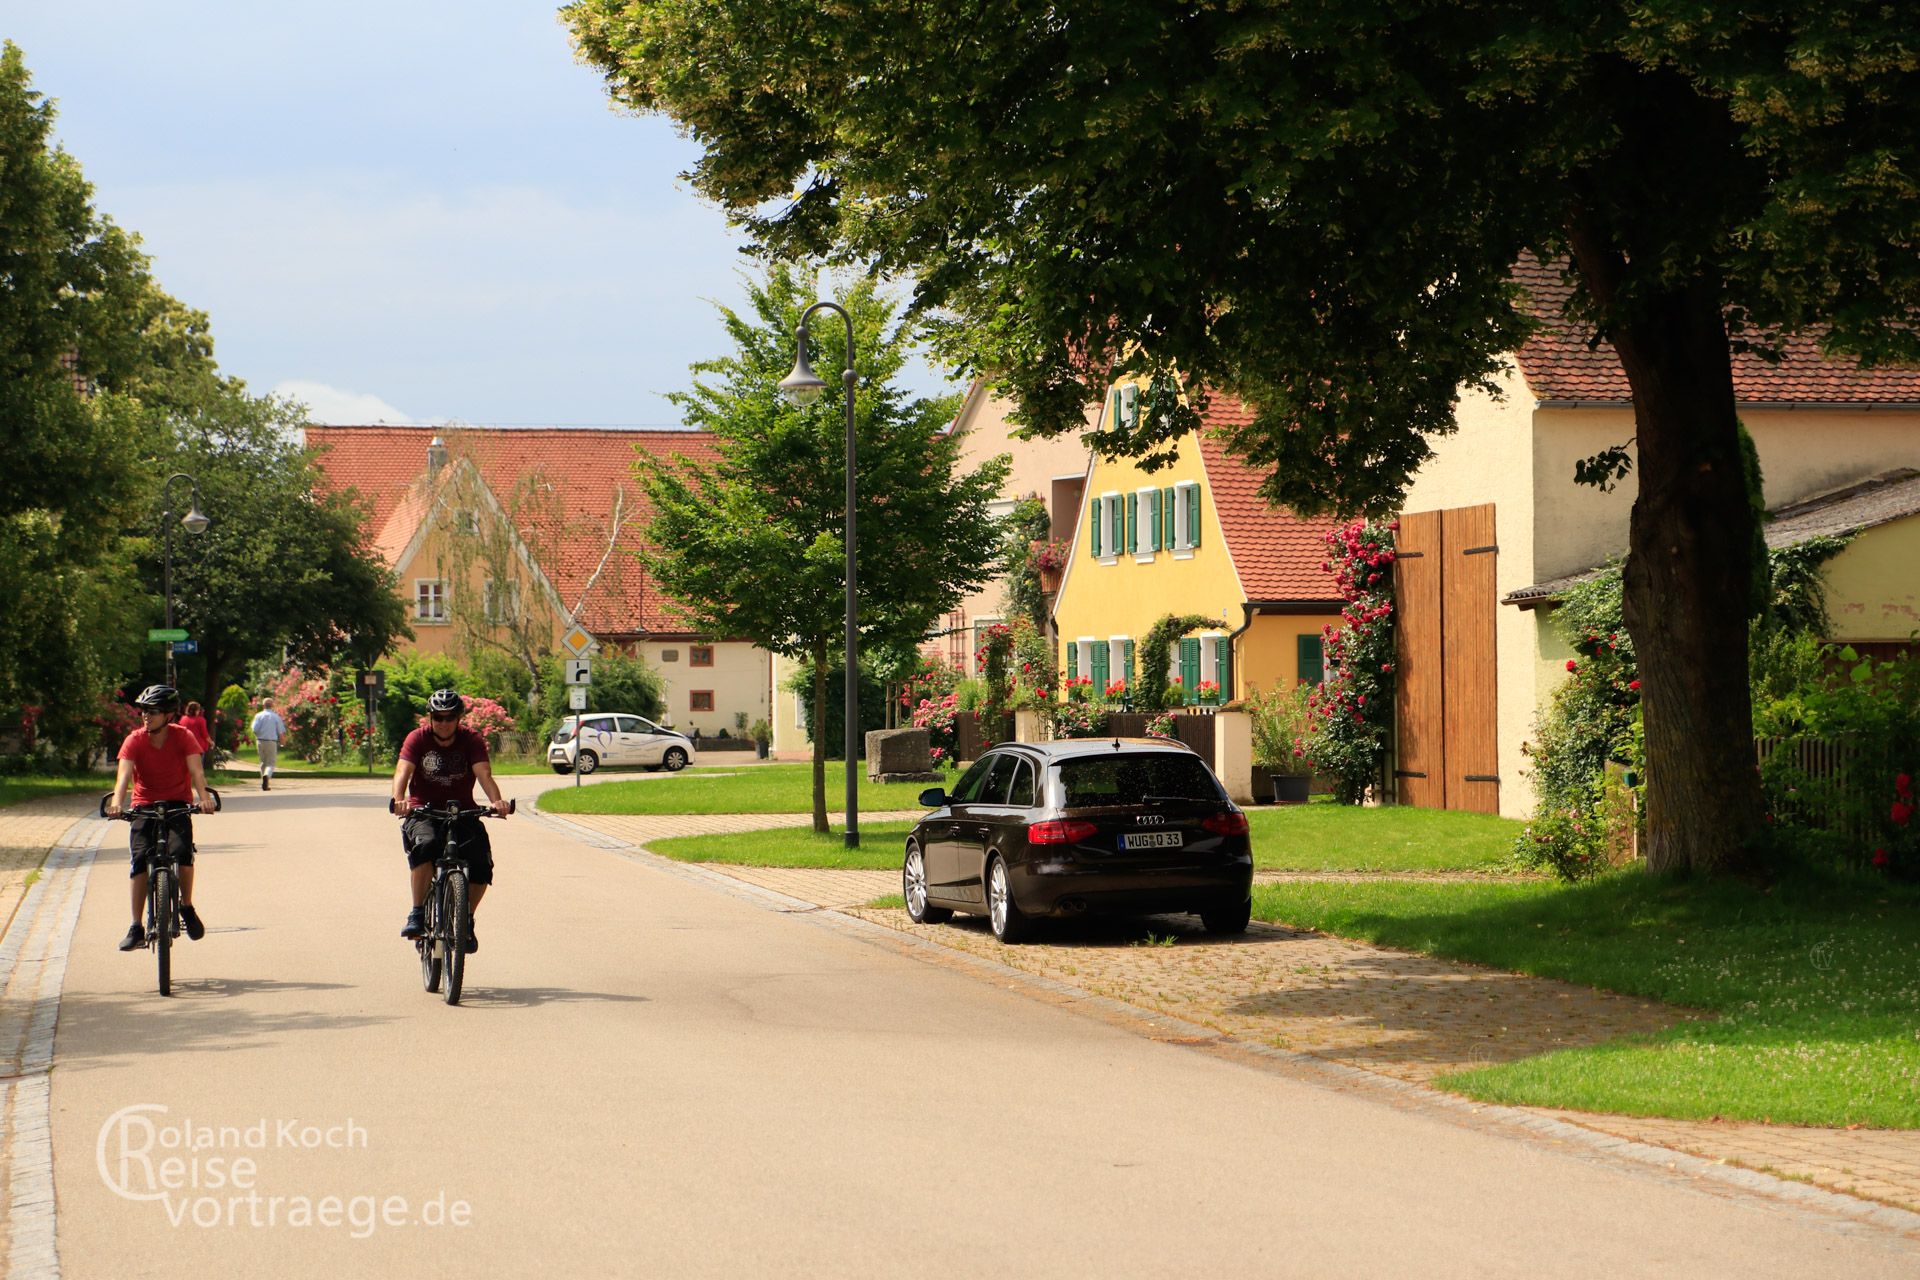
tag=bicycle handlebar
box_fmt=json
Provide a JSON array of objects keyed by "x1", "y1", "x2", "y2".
[
  {"x1": 389, "y1": 798, "x2": 515, "y2": 819},
  {"x1": 100, "y1": 791, "x2": 219, "y2": 820}
]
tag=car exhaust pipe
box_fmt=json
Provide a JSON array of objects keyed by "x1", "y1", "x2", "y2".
[{"x1": 1057, "y1": 897, "x2": 1088, "y2": 915}]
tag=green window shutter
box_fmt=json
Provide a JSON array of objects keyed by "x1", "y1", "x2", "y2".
[
  {"x1": 1180, "y1": 637, "x2": 1201, "y2": 692},
  {"x1": 1215, "y1": 638, "x2": 1231, "y2": 698},
  {"x1": 1297, "y1": 634, "x2": 1325, "y2": 685},
  {"x1": 1125, "y1": 492, "x2": 1138, "y2": 553},
  {"x1": 1186, "y1": 484, "x2": 1202, "y2": 548},
  {"x1": 1092, "y1": 642, "x2": 1110, "y2": 687},
  {"x1": 1088, "y1": 498, "x2": 1101, "y2": 558},
  {"x1": 1148, "y1": 490, "x2": 1161, "y2": 551},
  {"x1": 1109, "y1": 389, "x2": 1121, "y2": 427},
  {"x1": 1066, "y1": 642, "x2": 1078, "y2": 680},
  {"x1": 1123, "y1": 638, "x2": 1135, "y2": 682},
  {"x1": 1162, "y1": 486, "x2": 1175, "y2": 548}
]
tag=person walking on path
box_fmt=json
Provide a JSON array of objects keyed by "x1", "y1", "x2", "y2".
[
  {"x1": 109, "y1": 684, "x2": 216, "y2": 951},
  {"x1": 250, "y1": 696, "x2": 288, "y2": 791}
]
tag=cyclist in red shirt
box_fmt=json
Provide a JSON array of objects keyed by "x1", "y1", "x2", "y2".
[
  {"x1": 390, "y1": 689, "x2": 509, "y2": 952},
  {"x1": 109, "y1": 685, "x2": 216, "y2": 951}
]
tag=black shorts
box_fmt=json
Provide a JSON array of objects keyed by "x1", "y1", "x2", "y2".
[
  {"x1": 401, "y1": 815, "x2": 494, "y2": 886},
  {"x1": 128, "y1": 812, "x2": 194, "y2": 878}
]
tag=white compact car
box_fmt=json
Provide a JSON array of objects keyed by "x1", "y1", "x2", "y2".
[{"x1": 548, "y1": 713, "x2": 695, "y2": 775}]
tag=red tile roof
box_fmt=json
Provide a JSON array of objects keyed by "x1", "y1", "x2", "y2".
[
  {"x1": 1511, "y1": 257, "x2": 1920, "y2": 404},
  {"x1": 1194, "y1": 396, "x2": 1343, "y2": 602},
  {"x1": 306, "y1": 426, "x2": 721, "y2": 636}
]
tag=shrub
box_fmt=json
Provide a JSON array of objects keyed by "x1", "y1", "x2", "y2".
[
  {"x1": 1048, "y1": 677, "x2": 1108, "y2": 738},
  {"x1": 1245, "y1": 682, "x2": 1314, "y2": 769},
  {"x1": 1135, "y1": 613, "x2": 1214, "y2": 713}
]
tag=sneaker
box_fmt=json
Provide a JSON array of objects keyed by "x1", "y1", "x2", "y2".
[
  {"x1": 118, "y1": 923, "x2": 145, "y2": 951},
  {"x1": 261, "y1": 776, "x2": 269, "y2": 791},
  {"x1": 180, "y1": 904, "x2": 205, "y2": 941},
  {"x1": 461, "y1": 927, "x2": 478, "y2": 955},
  {"x1": 401, "y1": 907, "x2": 425, "y2": 939}
]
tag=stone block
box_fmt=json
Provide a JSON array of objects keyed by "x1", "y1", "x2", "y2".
[{"x1": 866, "y1": 727, "x2": 931, "y2": 779}]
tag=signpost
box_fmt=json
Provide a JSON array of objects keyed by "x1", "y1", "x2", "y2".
[
  {"x1": 559, "y1": 628, "x2": 595, "y2": 790},
  {"x1": 173, "y1": 639, "x2": 199, "y2": 655},
  {"x1": 147, "y1": 629, "x2": 189, "y2": 642},
  {"x1": 149, "y1": 629, "x2": 190, "y2": 679}
]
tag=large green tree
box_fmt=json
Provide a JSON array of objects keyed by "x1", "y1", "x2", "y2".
[
  {"x1": 568, "y1": 2, "x2": 1920, "y2": 875},
  {"x1": 155, "y1": 383, "x2": 411, "y2": 711},
  {"x1": 640, "y1": 267, "x2": 1009, "y2": 831},
  {"x1": 0, "y1": 42, "x2": 178, "y2": 752}
]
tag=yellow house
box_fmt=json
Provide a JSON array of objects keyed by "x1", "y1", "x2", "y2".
[{"x1": 1051, "y1": 388, "x2": 1343, "y2": 700}]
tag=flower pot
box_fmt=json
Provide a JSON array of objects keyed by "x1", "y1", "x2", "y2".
[
  {"x1": 1038, "y1": 564, "x2": 1064, "y2": 593},
  {"x1": 755, "y1": 740, "x2": 770, "y2": 759},
  {"x1": 1271, "y1": 773, "x2": 1312, "y2": 805}
]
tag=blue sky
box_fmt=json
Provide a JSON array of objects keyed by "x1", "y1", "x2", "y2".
[{"x1": 6, "y1": 3, "x2": 957, "y2": 425}]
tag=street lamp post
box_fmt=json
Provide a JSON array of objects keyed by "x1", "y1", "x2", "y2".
[
  {"x1": 160, "y1": 472, "x2": 211, "y2": 687},
  {"x1": 778, "y1": 301, "x2": 861, "y2": 849}
]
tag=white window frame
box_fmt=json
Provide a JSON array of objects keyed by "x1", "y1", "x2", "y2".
[
  {"x1": 1107, "y1": 637, "x2": 1129, "y2": 694},
  {"x1": 1172, "y1": 482, "x2": 1199, "y2": 558},
  {"x1": 414, "y1": 579, "x2": 448, "y2": 623},
  {"x1": 971, "y1": 615, "x2": 1004, "y2": 676},
  {"x1": 1132, "y1": 487, "x2": 1157, "y2": 561},
  {"x1": 986, "y1": 498, "x2": 1019, "y2": 523},
  {"x1": 1097, "y1": 492, "x2": 1120, "y2": 565},
  {"x1": 1076, "y1": 638, "x2": 1097, "y2": 684}
]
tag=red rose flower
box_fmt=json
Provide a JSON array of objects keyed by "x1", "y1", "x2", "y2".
[
  {"x1": 1566, "y1": 659, "x2": 1578, "y2": 673},
  {"x1": 1898, "y1": 773, "x2": 1913, "y2": 797},
  {"x1": 1629, "y1": 680, "x2": 1641, "y2": 690},
  {"x1": 1872, "y1": 848, "x2": 1891, "y2": 869},
  {"x1": 1893, "y1": 801, "x2": 1914, "y2": 827}
]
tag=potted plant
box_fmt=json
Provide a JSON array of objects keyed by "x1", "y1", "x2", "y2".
[
  {"x1": 1031, "y1": 538, "x2": 1069, "y2": 593},
  {"x1": 750, "y1": 718, "x2": 773, "y2": 759},
  {"x1": 1247, "y1": 683, "x2": 1316, "y2": 804}
]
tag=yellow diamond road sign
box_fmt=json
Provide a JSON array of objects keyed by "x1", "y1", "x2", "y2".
[{"x1": 560, "y1": 626, "x2": 595, "y2": 657}]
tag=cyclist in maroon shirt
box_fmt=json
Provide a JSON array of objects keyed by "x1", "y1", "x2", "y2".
[{"x1": 390, "y1": 689, "x2": 509, "y2": 952}]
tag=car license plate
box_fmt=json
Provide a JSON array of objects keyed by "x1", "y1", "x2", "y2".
[{"x1": 1121, "y1": 831, "x2": 1184, "y2": 850}]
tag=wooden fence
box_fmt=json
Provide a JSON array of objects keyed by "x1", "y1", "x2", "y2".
[
  {"x1": 1753, "y1": 734, "x2": 1898, "y2": 865},
  {"x1": 952, "y1": 706, "x2": 1216, "y2": 771}
]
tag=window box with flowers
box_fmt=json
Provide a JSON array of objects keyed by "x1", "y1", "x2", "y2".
[
  {"x1": 1194, "y1": 679, "x2": 1221, "y2": 705},
  {"x1": 1031, "y1": 538, "x2": 1069, "y2": 593}
]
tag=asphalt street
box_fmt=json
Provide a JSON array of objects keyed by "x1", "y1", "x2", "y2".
[{"x1": 44, "y1": 773, "x2": 1920, "y2": 1278}]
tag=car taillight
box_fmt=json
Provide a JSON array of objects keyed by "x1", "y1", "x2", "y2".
[
  {"x1": 1027, "y1": 819, "x2": 1099, "y2": 845},
  {"x1": 1201, "y1": 811, "x2": 1249, "y2": 837}
]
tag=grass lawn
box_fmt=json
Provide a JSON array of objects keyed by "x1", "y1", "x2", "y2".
[
  {"x1": 645, "y1": 822, "x2": 918, "y2": 869},
  {"x1": 1253, "y1": 873, "x2": 1920, "y2": 1128},
  {"x1": 537, "y1": 764, "x2": 939, "y2": 816},
  {"x1": 1246, "y1": 801, "x2": 1520, "y2": 872},
  {"x1": 222, "y1": 747, "x2": 550, "y2": 778},
  {"x1": 0, "y1": 775, "x2": 121, "y2": 809},
  {"x1": 635, "y1": 799, "x2": 1523, "y2": 873}
]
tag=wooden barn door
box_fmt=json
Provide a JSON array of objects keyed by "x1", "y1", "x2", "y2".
[{"x1": 1393, "y1": 505, "x2": 1498, "y2": 812}]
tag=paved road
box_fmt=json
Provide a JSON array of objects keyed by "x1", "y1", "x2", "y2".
[{"x1": 43, "y1": 775, "x2": 1919, "y2": 1277}]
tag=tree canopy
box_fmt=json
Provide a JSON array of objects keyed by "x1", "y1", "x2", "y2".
[
  {"x1": 639, "y1": 266, "x2": 1008, "y2": 829},
  {"x1": 568, "y1": 3, "x2": 1920, "y2": 874}
]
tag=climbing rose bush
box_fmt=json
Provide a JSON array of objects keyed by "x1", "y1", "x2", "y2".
[{"x1": 1300, "y1": 519, "x2": 1397, "y2": 804}]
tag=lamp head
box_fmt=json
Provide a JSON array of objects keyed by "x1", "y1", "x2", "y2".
[
  {"x1": 778, "y1": 338, "x2": 828, "y2": 406},
  {"x1": 181, "y1": 503, "x2": 210, "y2": 535}
]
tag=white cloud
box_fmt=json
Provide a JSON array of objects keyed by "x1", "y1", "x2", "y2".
[{"x1": 273, "y1": 380, "x2": 415, "y2": 425}]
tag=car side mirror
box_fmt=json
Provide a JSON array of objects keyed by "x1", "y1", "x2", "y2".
[{"x1": 918, "y1": 787, "x2": 947, "y2": 808}]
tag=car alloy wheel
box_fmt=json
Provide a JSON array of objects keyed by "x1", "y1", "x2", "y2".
[
  {"x1": 902, "y1": 841, "x2": 951, "y2": 925},
  {"x1": 576, "y1": 750, "x2": 599, "y2": 775},
  {"x1": 986, "y1": 856, "x2": 1030, "y2": 944},
  {"x1": 662, "y1": 746, "x2": 688, "y2": 772}
]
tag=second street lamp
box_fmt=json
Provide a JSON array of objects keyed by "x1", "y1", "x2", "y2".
[
  {"x1": 779, "y1": 301, "x2": 861, "y2": 849},
  {"x1": 161, "y1": 472, "x2": 210, "y2": 687}
]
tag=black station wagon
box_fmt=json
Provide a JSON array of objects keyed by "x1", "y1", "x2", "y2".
[{"x1": 903, "y1": 740, "x2": 1254, "y2": 943}]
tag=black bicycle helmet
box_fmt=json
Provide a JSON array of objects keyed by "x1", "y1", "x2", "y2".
[
  {"x1": 133, "y1": 684, "x2": 180, "y2": 711},
  {"x1": 426, "y1": 688, "x2": 467, "y2": 716}
]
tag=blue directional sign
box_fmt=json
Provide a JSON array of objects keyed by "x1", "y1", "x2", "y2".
[{"x1": 173, "y1": 639, "x2": 198, "y2": 655}]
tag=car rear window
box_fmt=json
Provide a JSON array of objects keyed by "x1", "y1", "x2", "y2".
[
  {"x1": 551, "y1": 720, "x2": 577, "y2": 744},
  {"x1": 1056, "y1": 753, "x2": 1224, "y2": 808}
]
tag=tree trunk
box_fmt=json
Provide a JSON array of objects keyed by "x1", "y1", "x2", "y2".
[
  {"x1": 810, "y1": 644, "x2": 829, "y2": 834},
  {"x1": 1570, "y1": 248, "x2": 1764, "y2": 876}
]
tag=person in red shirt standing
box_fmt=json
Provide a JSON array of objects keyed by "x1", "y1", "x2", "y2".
[
  {"x1": 108, "y1": 685, "x2": 216, "y2": 951},
  {"x1": 390, "y1": 689, "x2": 509, "y2": 952}
]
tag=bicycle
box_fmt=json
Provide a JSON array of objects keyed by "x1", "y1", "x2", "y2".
[
  {"x1": 390, "y1": 798, "x2": 514, "y2": 1006},
  {"x1": 101, "y1": 791, "x2": 220, "y2": 997}
]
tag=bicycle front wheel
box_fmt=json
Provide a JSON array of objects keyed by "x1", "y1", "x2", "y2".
[
  {"x1": 152, "y1": 868, "x2": 175, "y2": 997},
  {"x1": 420, "y1": 876, "x2": 444, "y2": 993},
  {"x1": 443, "y1": 871, "x2": 468, "y2": 1006}
]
